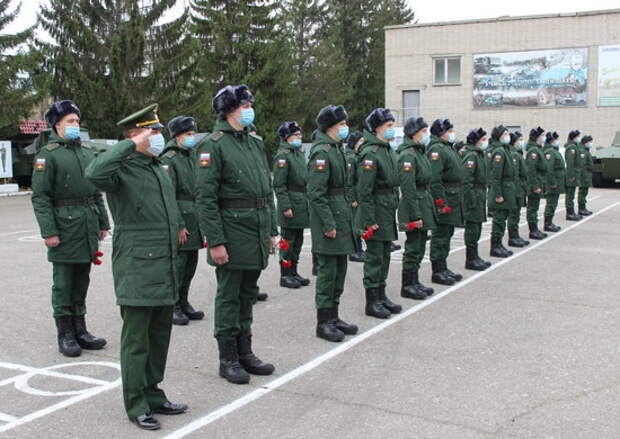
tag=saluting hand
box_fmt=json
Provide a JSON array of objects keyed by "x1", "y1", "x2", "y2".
[
  {"x1": 210, "y1": 245, "x2": 229, "y2": 265},
  {"x1": 133, "y1": 129, "x2": 155, "y2": 156}
]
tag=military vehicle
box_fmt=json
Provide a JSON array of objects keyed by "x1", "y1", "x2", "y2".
[{"x1": 592, "y1": 131, "x2": 620, "y2": 187}]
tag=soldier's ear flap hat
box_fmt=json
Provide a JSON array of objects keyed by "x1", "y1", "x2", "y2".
[
  {"x1": 510, "y1": 131, "x2": 523, "y2": 145},
  {"x1": 316, "y1": 105, "x2": 348, "y2": 131},
  {"x1": 345, "y1": 130, "x2": 364, "y2": 149},
  {"x1": 581, "y1": 135, "x2": 592, "y2": 144},
  {"x1": 430, "y1": 118, "x2": 453, "y2": 137},
  {"x1": 467, "y1": 127, "x2": 487, "y2": 145},
  {"x1": 491, "y1": 125, "x2": 508, "y2": 141},
  {"x1": 365, "y1": 108, "x2": 395, "y2": 133},
  {"x1": 403, "y1": 117, "x2": 428, "y2": 138},
  {"x1": 212, "y1": 85, "x2": 255, "y2": 118},
  {"x1": 277, "y1": 121, "x2": 302, "y2": 141},
  {"x1": 45, "y1": 100, "x2": 81, "y2": 130},
  {"x1": 568, "y1": 129, "x2": 581, "y2": 140},
  {"x1": 545, "y1": 132, "x2": 554, "y2": 144},
  {"x1": 117, "y1": 104, "x2": 164, "y2": 131},
  {"x1": 529, "y1": 126, "x2": 545, "y2": 141},
  {"x1": 168, "y1": 116, "x2": 197, "y2": 138}
]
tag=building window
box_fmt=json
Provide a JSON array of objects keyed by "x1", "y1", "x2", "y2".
[
  {"x1": 433, "y1": 56, "x2": 461, "y2": 85},
  {"x1": 402, "y1": 90, "x2": 420, "y2": 124}
]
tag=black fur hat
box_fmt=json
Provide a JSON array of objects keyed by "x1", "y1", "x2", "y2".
[
  {"x1": 316, "y1": 105, "x2": 348, "y2": 130},
  {"x1": 545, "y1": 131, "x2": 559, "y2": 144},
  {"x1": 568, "y1": 130, "x2": 581, "y2": 140},
  {"x1": 581, "y1": 135, "x2": 593, "y2": 144},
  {"x1": 277, "y1": 121, "x2": 302, "y2": 140},
  {"x1": 403, "y1": 117, "x2": 428, "y2": 138},
  {"x1": 491, "y1": 125, "x2": 508, "y2": 142},
  {"x1": 529, "y1": 126, "x2": 545, "y2": 141},
  {"x1": 365, "y1": 108, "x2": 395, "y2": 133},
  {"x1": 467, "y1": 128, "x2": 487, "y2": 145},
  {"x1": 510, "y1": 131, "x2": 523, "y2": 145},
  {"x1": 45, "y1": 100, "x2": 81, "y2": 129},
  {"x1": 346, "y1": 131, "x2": 364, "y2": 149},
  {"x1": 430, "y1": 118, "x2": 454, "y2": 137},
  {"x1": 212, "y1": 85, "x2": 255, "y2": 118},
  {"x1": 168, "y1": 116, "x2": 197, "y2": 138}
]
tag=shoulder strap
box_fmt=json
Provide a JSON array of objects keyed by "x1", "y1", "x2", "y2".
[
  {"x1": 44, "y1": 143, "x2": 62, "y2": 151},
  {"x1": 210, "y1": 131, "x2": 224, "y2": 142}
]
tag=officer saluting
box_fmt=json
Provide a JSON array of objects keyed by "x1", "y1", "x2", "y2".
[
  {"x1": 195, "y1": 85, "x2": 277, "y2": 385},
  {"x1": 31, "y1": 100, "x2": 110, "y2": 358},
  {"x1": 86, "y1": 104, "x2": 188, "y2": 430}
]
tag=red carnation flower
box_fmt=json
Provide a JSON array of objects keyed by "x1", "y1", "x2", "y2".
[
  {"x1": 278, "y1": 239, "x2": 290, "y2": 251},
  {"x1": 95, "y1": 251, "x2": 104, "y2": 258},
  {"x1": 281, "y1": 260, "x2": 293, "y2": 268},
  {"x1": 435, "y1": 198, "x2": 444, "y2": 207},
  {"x1": 93, "y1": 259, "x2": 103, "y2": 266},
  {"x1": 406, "y1": 222, "x2": 417, "y2": 231},
  {"x1": 361, "y1": 227, "x2": 375, "y2": 240},
  {"x1": 203, "y1": 242, "x2": 209, "y2": 248},
  {"x1": 443, "y1": 206, "x2": 453, "y2": 214}
]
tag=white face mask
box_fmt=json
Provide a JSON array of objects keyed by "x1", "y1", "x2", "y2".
[
  {"x1": 575, "y1": 137, "x2": 582, "y2": 143},
  {"x1": 585, "y1": 143, "x2": 593, "y2": 149},
  {"x1": 447, "y1": 132, "x2": 456, "y2": 143}
]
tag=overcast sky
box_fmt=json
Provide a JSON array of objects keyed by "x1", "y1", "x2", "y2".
[{"x1": 4, "y1": 0, "x2": 620, "y2": 34}]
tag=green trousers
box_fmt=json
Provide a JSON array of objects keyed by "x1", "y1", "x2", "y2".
[
  {"x1": 315, "y1": 254, "x2": 347, "y2": 309},
  {"x1": 578, "y1": 187, "x2": 589, "y2": 209},
  {"x1": 565, "y1": 186, "x2": 576, "y2": 210},
  {"x1": 491, "y1": 209, "x2": 509, "y2": 238},
  {"x1": 280, "y1": 227, "x2": 304, "y2": 263},
  {"x1": 120, "y1": 305, "x2": 172, "y2": 418},
  {"x1": 544, "y1": 193, "x2": 559, "y2": 218},
  {"x1": 507, "y1": 207, "x2": 522, "y2": 232},
  {"x1": 363, "y1": 240, "x2": 392, "y2": 288},
  {"x1": 52, "y1": 263, "x2": 91, "y2": 318},
  {"x1": 430, "y1": 223, "x2": 454, "y2": 261},
  {"x1": 526, "y1": 195, "x2": 541, "y2": 223},
  {"x1": 214, "y1": 267, "x2": 260, "y2": 338},
  {"x1": 403, "y1": 230, "x2": 428, "y2": 271},
  {"x1": 464, "y1": 221, "x2": 482, "y2": 247},
  {"x1": 177, "y1": 250, "x2": 199, "y2": 307}
]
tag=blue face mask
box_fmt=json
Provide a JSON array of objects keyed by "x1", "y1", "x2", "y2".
[
  {"x1": 481, "y1": 140, "x2": 489, "y2": 149},
  {"x1": 290, "y1": 139, "x2": 302, "y2": 148},
  {"x1": 519, "y1": 140, "x2": 526, "y2": 151},
  {"x1": 501, "y1": 135, "x2": 510, "y2": 145},
  {"x1": 421, "y1": 134, "x2": 431, "y2": 146},
  {"x1": 239, "y1": 108, "x2": 255, "y2": 127},
  {"x1": 147, "y1": 133, "x2": 166, "y2": 156},
  {"x1": 553, "y1": 141, "x2": 560, "y2": 148},
  {"x1": 447, "y1": 132, "x2": 456, "y2": 143},
  {"x1": 383, "y1": 128, "x2": 395, "y2": 140},
  {"x1": 182, "y1": 136, "x2": 196, "y2": 148},
  {"x1": 585, "y1": 143, "x2": 593, "y2": 149},
  {"x1": 338, "y1": 126, "x2": 349, "y2": 140},
  {"x1": 64, "y1": 126, "x2": 80, "y2": 140}
]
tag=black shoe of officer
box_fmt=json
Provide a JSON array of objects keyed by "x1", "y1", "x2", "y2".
[
  {"x1": 465, "y1": 247, "x2": 489, "y2": 271},
  {"x1": 499, "y1": 241, "x2": 513, "y2": 257},
  {"x1": 181, "y1": 303, "x2": 205, "y2": 320},
  {"x1": 292, "y1": 262, "x2": 310, "y2": 286},
  {"x1": 152, "y1": 401, "x2": 189, "y2": 415},
  {"x1": 390, "y1": 242, "x2": 401, "y2": 252},
  {"x1": 543, "y1": 217, "x2": 561, "y2": 232},
  {"x1": 316, "y1": 308, "x2": 345, "y2": 342},
  {"x1": 216, "y1": 336, "x2": 250, "y2": 384},
  {"x1": 55, "y1": 316, "x2": 81, "y2": 357},
  {"x1": 73, "y1": 315, "x2": 107, "y2": 350},
  {"x1": 365, "y1": 287, "x2": 391, "y2": 319},
  {"x1": 508, "y1": 229, "x2": 527, "y2": 247},
  {"x1": 280, "y1": 266, "x2": 302, "y2": 289},
  {"x1": 173, "y1": 305, "x2": 189, "y2": 326},
  {"x1": 528, "y1": 222, "x2": 547, "y2": 240},
  {"x1": 490, "y1": 237, "x2": 511, "y2": 258},
  {"x1": 578, "y1": 207, "x2": 592, "y2": 216},
  {"x1": 401, "y1": 270, "x2": 426, "y2": 300},
  {"x1": 333, "y1": 306, "x2": 358, "y2": 335},
  {"x1": 256, "y1": 292, "x2": 268, "y2": 301},
  {"x1": 566, "y1": 208, "x2": 582, "y2": 221},
  {"x1": 443, "y1": 260, "x2": 463, "y2": 281},
  {"x1": 130, "y1": 413, "x2": 161, "y2": 430},
  {"x1": 431, "y1": 260, "x2": 455, "y2": 286},
  {"x1": 379, "y1": 286, "x2": 402, "y2": 314},
  {"x1": 413, "y1": 270, "x2": 434, "y2": 296},
  {"x1": 237, "y1": 333, "x2": 275, "y2": 375},
  {"x1": 348, "y1": 251, "x2": 365, "y2": 262}
]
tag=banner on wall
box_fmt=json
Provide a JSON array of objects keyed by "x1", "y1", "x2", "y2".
[
  {"x1": 473, "y1": 48, "x2": 588, "y2": 109},
  {"x1": 598, "y1": 44, "x2": 620, "y2": 106}
]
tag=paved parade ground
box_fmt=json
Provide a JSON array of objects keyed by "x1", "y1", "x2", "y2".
[{"x1": 0, "y1": 188, "x2": 619, "y2": 438}]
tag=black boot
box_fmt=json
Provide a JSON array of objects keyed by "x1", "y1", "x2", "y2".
[
  {"x1": 400, "y1": 270, "x2": 426, "y2": 300},
  {"x1": 578, "y1": 206, "x2": 592, "y2": 216},
  {"x1": 333, "y1": 306, "x2": 358, "y2": 335},
  {"x1": 490, "y1": 237, "x2": 510, "y2": 258},
  {"x1": 528, "y1": 222, "x2": 547, "y2": 240},
  {"x1": 55, "y1": 316, "x2": 81, "y2": 357},
  {"x1": 172, "y1": 304, "x2": 189, "y2": 325},
  {"x1": 237, "y1": 333, "x2": 275, "y2": 375},
  {"x1": 443, "y1": 260, "x2": 463, "y2": 282},
  {"x1": 348, "y1": 251, "x2": 365, "y2": 262},
  {"x1": 390, "y1": 241, "x2": 401, "y2": 252},
  {"x1": 316, "y1": 308, "x2": 345, "y2": 342},
  {"x1": 181, "y1": 303, "x2": 205, "y2": 320},
  {"x1": 414, "y1": 270, "x2": 435, "y2": 296},
  {"x1": 217, "y1": 336, "x2": 250, "y2": 384},
  {"x1": 508, "y1": 229, "x2": 527, "y2": 247},
  {"x1": 476, "y1": 245, "x2": 493, "y2": 268},
  {"x1": 379, "y1": 286, "x2": 402, "y2": 314},
  {"x1": 465, "y1": 246, "x2": 488, "y2": 271},
  {"x1": 280, "y1": 266, "x2": 302, "y2": 289},
  {"x1": 431, "y1": 260, "x2": 455, "y2": 286},
  {"x1": 256, "y1": 292, "x2": 268, "y2": 301},
  {"x1": 365, "y1": 287, "x2": 391, "y2": 319},
  {"x1": 292, "y1": 262, "x2": 310, "y2": 286},
  {"x1": 73, "y1": 315, "x2": 107, "y2": 350},
  {"x1": 566, "y1": 208, "x2": 582, "y2": 221},
  {"x1": 544, "y1": 217, "x2": 561, "y2": 232}
]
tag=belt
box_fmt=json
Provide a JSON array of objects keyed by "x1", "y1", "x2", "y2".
[
  {"x1": 474, "y1": 184, "x2": 486, "y2": 189},
  {"x1": 416, "y1": 184, "x2": 428, "y2": 191},
  {"x1": 444, "y1": 181, "x2": 463, "y2": 187},
  {"x1": 373, "y1": 188, "x2": 394, "y2": 195},
  {"x1": 219, "y1": 198, "x2": 268, "y2": 209},
  {"x1": 287, "y1": 185, "x2": 305, "y2": 193},
  {"x1": 54, "y1": 196, "x2": 96, "y2": 207},
  {"x1": 327, "y1": 187, "x2": 345, "y2": 196},
  {"x1": 176, "y1": 193, "x2": 195, "y2": 201}
]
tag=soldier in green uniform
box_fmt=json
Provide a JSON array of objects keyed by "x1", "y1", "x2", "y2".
[
  {"x1": 161, "y1": 116, "x2": 205, "y2": 325},
  {"x1": 195, "y1": 85, "x2": 277, "y2": 385},
  {"x1": 542, "y1": 131, "x2": 565, "y2": 232},
  {"x1": 525, "y1": 127, "x2": 548, "y2": 240},
  {"x1": 31, "y1": 100, "x2": 110, "y2": 358},
  {"x1": 578, "y1": 135, "x2": 594, "y2": 216},
  {"x1": 273, "y1": 121, "x2": 310, "y2": 289},
  {"x1": 85, "y1": 104, "x2": 188, "y2": 430},
  {"x1": 345, "y1": 131, "x2": 365, "y2": 263},
  {"x1": 356, "y1": 108, "x2": 402, "y2": 319},
  {"x1": 507, "y1": 131, "x2": 530, "y2": 247},
  {"x1": 488, "y1": 125, "x2": 517, "y2": 258},
  {"x1": 307, "y1": 105, "x2": 358, "y2": 342},
  {"x1": 397, "y1": 117, "x2": 436, "y2": 300},
  {"x1": 427, "y1": 119, "x2": 464, "y2": 285},
  {"x1": 462, "y1": 128, "x2": 492, "y2": 270},
  {"x1": 564, "y1": 130, "x2": 584, "y2": 221}
]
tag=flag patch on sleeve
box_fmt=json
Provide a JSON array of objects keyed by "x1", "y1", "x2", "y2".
[
  {"x1": 403, "y1": 161, "x2": 413, "y2": 171},
  {"x1": 277, "y1": 159, "x2": 287, "y2": 168},
  {"x1": 466, "y1": 160, "x2": 476, "y2": 168},
  {"x1": 314, "y1": 159, "x2": 326, "y2": 171},
  {"x1": 199, "y1": 153, "x2": 211, "y2": 167},
  {"x1": 494, "y1": 155, "x2": 502, "y2": 163},
  {"x1": 431, "y1": 152, "x2": 440, "y2": 160},
  {"x1": 35, "y1": 158, "x2": 46, "y2": 171},
  {"x1": 362, "y1": 159, "x2": 375, "y2": 170}
]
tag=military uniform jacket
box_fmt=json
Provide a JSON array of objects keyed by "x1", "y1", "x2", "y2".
[
  {"x1": 525, "y1": 141, "x2": 547, "y2": 196},
  {"x1": 272, "y1": 142, "x2": 309, "y2": 230},
  {"x1": 160, "y1": 141, "x2": 204, "y2": 251},
  {"x1": 355, "y1": 130, "x2": 399, "y2": 242},
  {"x1": 307, "y1": 130, "x2": 355, "y2": 255},
  {"x1": 564, "y1": 141, "x2": 583, "y2": 187},
  {"x1": 427, "y1": 136, "x2": 465, "y2": 226},
  {"x1": 543, "y1": 146, "x2": 566, "y2": 195},
  {"x1": 511, "y1": 149, "x2": 528, "y2": 207},
  {"x1": 345, "y1": 148, "x2": 359, "y2": 203},
  {"x1": 396, "y1": 137, "x2": 437, "y2": 232},
  {"x1": 578, "y1": 145, "x2": 593, "y2": 187},
  {"x1": 195, "y1": 120, "x2": 278, "y2": 270},
  {"x1": 32, "y1": 132, "x2": 110, "y2": 264},
  {"x1": 488, "y1": 141, "x2": 517, "y2": 211},
  {"x1": 461, "y1": 144, "x2": 488, "y2": 222},
  {"x1": 85, "y1": 139, "x2": 180, "y2": 307}
]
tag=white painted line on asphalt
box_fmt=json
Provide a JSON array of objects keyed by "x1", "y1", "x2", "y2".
[
  {"x1": 164, "y1": 198, "x2": 620, "y2": 439},
  {"x1": 0, "y1": 413, "x2": 17, "y2": 423}
]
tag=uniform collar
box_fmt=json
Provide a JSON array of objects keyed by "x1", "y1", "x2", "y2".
[
  {"x1": 313, "y1": 130, "x2": 341, "y2": 147},
  {"x1": 397, "y1": 136, "x2": 424, "y2": 153},
  {"x1": 49, "y1": 131, "x2": 81, "y2": 148},
  {"x1": 362, "y1": 129, "x2": 390, "y2": 148}
]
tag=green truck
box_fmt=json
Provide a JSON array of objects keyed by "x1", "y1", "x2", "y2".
[{"x1": 592, "y1": 131, "x2": 620, "y2": 187}]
